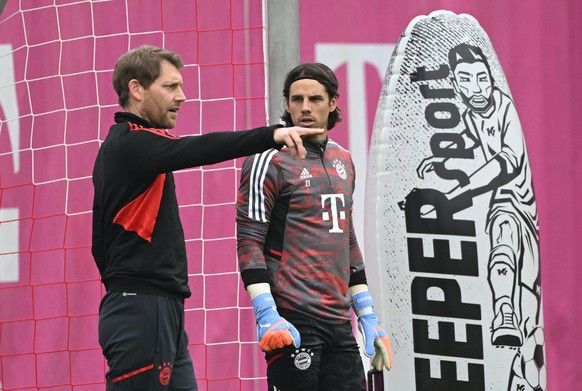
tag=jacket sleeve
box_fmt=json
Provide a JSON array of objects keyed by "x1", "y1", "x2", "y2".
[
  {"x1": 348, "y1": 155, "x2": 365, "y2": 273},
  {"x1": 236, "y1": 151, "x2": 280, "y2": 283},
  {"x1": 120, "y1": 125, "x2": 281, "y2": 177}
]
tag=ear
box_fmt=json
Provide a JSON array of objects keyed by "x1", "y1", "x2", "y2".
[
  {"x1": 128, "y1": 79, "x2": 143, "y2": 102},
  {"x1": 284, "y1": 97, "x2": 290, "y2": 112},
  {"x1": 329, "y1": 95, "x2": 338, "y2": 112}
]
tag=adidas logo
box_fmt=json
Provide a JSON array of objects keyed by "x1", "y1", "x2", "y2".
[{"x1": 300, "y1": 168, "x2": 312, "y2": 179}]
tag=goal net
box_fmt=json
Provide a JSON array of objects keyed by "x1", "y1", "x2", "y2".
[{"x1": 0, "y1": 0, "x2": 272, "y2": 389}]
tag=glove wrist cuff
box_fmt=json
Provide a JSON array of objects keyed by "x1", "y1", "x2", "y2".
[
  {"x1": 356, "y1": 306, "x2": 374, "y2": 317},
  {"x1": 252, "y1": 292, "x2": 277, "y2": 315},
  {"x1": 352, "y1": 290, "x2": 375, "y2": 317}
]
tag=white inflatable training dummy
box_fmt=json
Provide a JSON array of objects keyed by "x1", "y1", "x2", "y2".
[{"x1": 365, "y1": 10, "x2": 546, "y2": 391}]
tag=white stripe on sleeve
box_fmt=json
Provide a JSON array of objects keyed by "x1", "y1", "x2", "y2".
[{"x1": 248, "y1": 149, "x2": 277, "y2": 222}]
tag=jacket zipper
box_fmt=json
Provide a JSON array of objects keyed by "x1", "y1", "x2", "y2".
[{"x1": 318, "y1": 144, "x2": 333, "y2": 185}]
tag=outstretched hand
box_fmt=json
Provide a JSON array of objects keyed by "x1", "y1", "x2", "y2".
[{"x1": 273, "y1": 126, "x2": 324, "y2": 159}]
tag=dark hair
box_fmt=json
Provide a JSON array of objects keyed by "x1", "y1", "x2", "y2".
[
  {"x1": 448, "y1": 43, "x2": 492, "y2": 77},
  {"x1": 281, "y1": 63, "x2": 342, "y2": 130},
  {"x1": 112, "y1": 45, "x2": 184, "y2": 108}
]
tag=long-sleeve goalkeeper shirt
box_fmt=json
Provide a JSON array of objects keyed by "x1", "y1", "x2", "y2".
[{"x1": 236, "y1": 137, "x2": 367, "y2": 324}]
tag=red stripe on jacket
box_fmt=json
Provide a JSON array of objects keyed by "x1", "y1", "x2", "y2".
[{"x1": 113, "y1": 173, "x2": 166, "y2": 242}]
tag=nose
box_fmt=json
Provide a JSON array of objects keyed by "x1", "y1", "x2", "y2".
[
  {"x1": 470, "y1": 78, "x2": 482, "y2": 94},
  {"x1": 301, "y1": 98, "x2": 311, "y2": 113},
  {"x1": 176, "y1": 86, "x2": 186, "y2": 102}
]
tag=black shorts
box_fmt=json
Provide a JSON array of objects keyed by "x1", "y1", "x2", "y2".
[
  {"x1": 265, "y1": 308, "x2": 366, "y2": 391},
  {"x1": 98, "y1": 291, "x2": 197, "y2": 390}
]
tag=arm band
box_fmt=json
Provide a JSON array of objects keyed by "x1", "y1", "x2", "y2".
[
  {"x1": 241, "y1": 268, "x2": 271, "y2": 288},
  {"x1": 349, "y1": 269, "x2": 367, "y2": 287}
]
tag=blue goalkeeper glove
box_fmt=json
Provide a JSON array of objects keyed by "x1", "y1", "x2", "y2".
[
  {"x1": 352, "y1": 290, "x2": 393, "y2": 371},
  {"x1": 252, "y1": 292, "x2": 301, "y2": 352}
]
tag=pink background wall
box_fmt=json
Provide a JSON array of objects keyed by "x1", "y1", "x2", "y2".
[{"x1": 0, "y1": 1, "x2": 579, "y2": 390}]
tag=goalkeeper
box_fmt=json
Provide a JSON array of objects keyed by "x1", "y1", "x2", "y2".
[{"x1": 236, "y1": 63, "x2": 393, "y2": 391}]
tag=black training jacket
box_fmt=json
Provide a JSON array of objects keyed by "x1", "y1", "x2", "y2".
[{"x1": 92, "y1": 112, "x2": 281, "y2": 299}]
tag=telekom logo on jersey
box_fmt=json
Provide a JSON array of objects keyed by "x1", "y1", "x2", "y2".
[
  {"x1": 0, "y1": 44, "x2": 19, "y2": 283},
  {"x1": 321, "y1": 194, "x2": 346, "y2": 233}
]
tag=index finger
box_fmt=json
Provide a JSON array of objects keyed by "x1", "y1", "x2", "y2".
[{"x1": 287, "y1": 127, "x2": 324, "y2": 159}]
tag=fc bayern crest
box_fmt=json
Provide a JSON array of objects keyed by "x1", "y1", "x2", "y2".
[
  {"x1": 292, "y1": 348, "x2": 314, "y2": 371},
  {"x1": 333, "y1": 158, "x2": 347, "y2": 180},
  {"x1": 158, "y1": 362, "x2": 172, "y2": 386}
]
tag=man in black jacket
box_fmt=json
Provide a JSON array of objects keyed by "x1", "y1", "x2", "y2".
[{"x1": 92, "y1": 45, "x2": 322, "y2": 390}]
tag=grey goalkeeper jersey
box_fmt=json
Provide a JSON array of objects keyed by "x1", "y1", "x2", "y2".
[{"x1": 236, "y1": 138, "x2": 365, "y2": 324}]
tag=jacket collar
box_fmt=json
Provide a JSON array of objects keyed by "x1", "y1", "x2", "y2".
[
  {"x1": 115, "y1": 112, "x2": 155, "y2": 128},
  {"x1": 304, "y1": 136, "x2": 329, "y2": 154}
]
